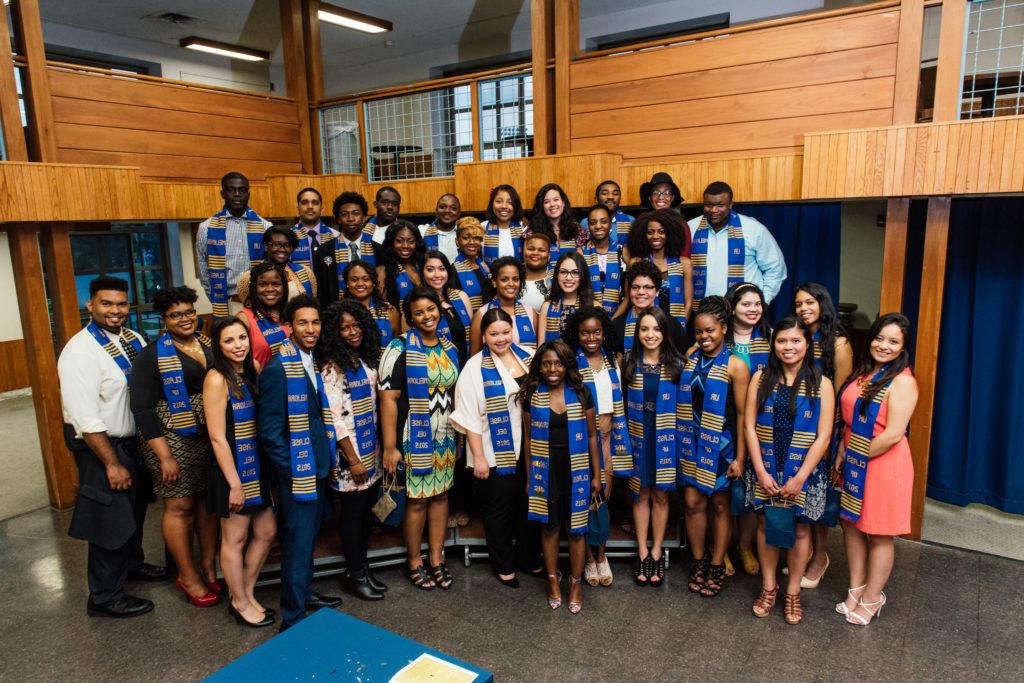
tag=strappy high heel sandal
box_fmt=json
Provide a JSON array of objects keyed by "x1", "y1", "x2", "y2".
[
  {"x1": 430, "y1": 562, "x2": 453, "y2": 591},
  {"x1": 687, "y1": 556, "x2": 708, "y2": 593},
  {"x1": 634, "y1": 554, "x2": 649, "y2": 586},
  {"x1": 846, "y1": 593, "x2": 886, "y2": 626},
  {"x1": 835, "y1": 585, "x2": 866, "y2": 615},
  {"x1": 547, "y1": 572, "x2": 562, "y2": 610},
  {"x1": 700, "y1": 563, "x2": 727, "y2": 597},
  {"x1": 568, "y1": 575, "x2": 583, "y2": 614},
  {"x1": 752, "y1": 586, "x2": 779, "y2": 618},
  {"x1": 784, "y1": 593, "x2": 804, "y2": 625},
  {"x1": 649, "y1": 554, "x2": 665, "y2": 586},
  {"x1": 409, "y1": 565, "x2": 435, "y2": 591}
]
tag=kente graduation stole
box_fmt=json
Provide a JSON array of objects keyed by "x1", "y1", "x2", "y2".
[
  {"x1": 730, "y1": 327, "x2": 770, "y2": 375},
  {"x1": 691, "y1": 211, "x2": 744, "y2": 307},
  {"x1": 753, "y1": 379, "x2": 820, "y2": 516},
  {"x1": 362, "y1": 215, "x2": 390, "y2": 241},
  {"x1": 481, "y1": 344, "x2": 532, "y2": 475},
  {"x1": 371, "y1": 304, "x2": 393, "y2": 348},
  {"x1": 334, "y1": 234, "x2": 377, "y2": 295},
  {"x1": 482, "y1": 220, "x2": 524, "y2": 266},
  {"x1": 156, "y1": 331, "x2": 211, "y2": 436},
  {"x1": 612, "y1": 210, "x2": 633, "y2": 248},
  {"x1": 396, "y1": 269, "x2": 416, "y2": 303},
  {"x1": 286, "y1": 261, "x2": 314, "y2": 296},
  {"x1": 626, "y1": 362, "x2": 679, "y2": 493},
  {"x1": 582, "y1": 242, "x2": 622, "y2": 316},
  {"x1": 345, "y1": 362, "x2": 378, "y2": 478},
  {"x1": 422, "y1": 221, "x2": 454, "y2": 251},
  {"x1": 87, "y1": 321, "x2": 143, "y2": 378},
  {"x1": 840, "y1": 365, "x2": 892, "y2": 523},
  {"x1": 230, "y1": 381, "x2": 262, "y2": 506},
  {"x1": 436, "y1": 294, "x2": 471, "y2": 352},
  {"x1": 544, "y1": 299, "x2": 572, "y2": 336},
  {"x1": 527, "y1": 384, "x2": 590, "y2": 535},
  {"x1": 812, "y1": 330, "x2": 824, "y2": 369},
  {"x1": 454, "y1": 255, "x2": 489, "y2": 310},
  {"x1": 678, "y1": 348, "x2": 731, "y2": 493},
  {"x1": 291, "y1": 221, "x2": 327, "y2": 270},
  {"x1": 205, "y1": 206, "x2": 268, "y2": 316},
  {"x1": 485, "y1": 300, "x2": 536, "y2": 347},
  {"x1": 404, "y1": 329, "x2": 460, "y2": 476},
  {"x1": 623, "y1": 307, "x2": 639, "y2": 353},
  {"x1": 576, "y1": 349, "x2": 631, "y2": 476},
  {"x1": 557, "y1": 237, "x2": 577, "y2": 256},
  {"x1": 278, "y1": 339, "x2": 338, "y2": 500},
  {"x1": 255, "y1": 311, "x2": 288, "y2": 356}
]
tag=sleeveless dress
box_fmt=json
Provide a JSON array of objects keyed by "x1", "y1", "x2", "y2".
[
  {"x1": 768, "y1": 384, "x2": 827, "y2": 523},
  {"x1": 690, "y1": 354, "x2": 737, "y2": 493},
  {"x1": 840, "y1": 368, "x2": 914, "y2": 535}
]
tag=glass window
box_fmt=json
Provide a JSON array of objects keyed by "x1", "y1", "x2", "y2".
[
  {"x1": 961, "y1": 0, "x2": 1024, "y2": 119},
  {"x1": 478, "y1": 73, "x2": 533, "y2": 161},
  {"x1": 319, "y1": 103, "x2": 361, "y2": 174}
]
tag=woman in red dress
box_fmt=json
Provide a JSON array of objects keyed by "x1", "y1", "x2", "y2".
[{"x1": 834, "y1": 313, "x2": 918, "y2": 626}]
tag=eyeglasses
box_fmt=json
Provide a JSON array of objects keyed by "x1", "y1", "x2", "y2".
[
  {"x1": 651, "y1": 190, "x2": 674, "y2": 198},
  {"x1": 166, "y1": 309, "x2": 198, "y2": 321},
  {"x1": 630, "y1": 284, "x2": 656, "y2": 292},
  {"x1": 265, "y1": 241, "x2": 292, "y2": 250},
  {"x1": 557, "y1": 269, "x2": 581, "y2": 278}
]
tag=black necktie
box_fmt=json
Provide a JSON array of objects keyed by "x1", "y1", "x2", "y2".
[
  {"x1": 307, "y1": 229, "x2": 318, "y2": 246},
  {"x1": 118, "y1": 336, "x2": 138, "y2": 364}
]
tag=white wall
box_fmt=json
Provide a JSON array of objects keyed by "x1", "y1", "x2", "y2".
[
  {"x1": 0, "y1": 234, "x2": 25, "y2": 342},
  {"x1": 839, "y1": 201, "x2": 885, "y2": 329},
  {"x1": 178, "y1": 227, "x2": 212, "y2": 316}
]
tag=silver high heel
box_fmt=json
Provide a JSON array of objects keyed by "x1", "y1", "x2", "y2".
[
  {"x1": 835, "y1": 584, "x2": 866, "y2": 615},
  {"x1": 846, "y1": 592, "x2": 887, "y2": 625}
]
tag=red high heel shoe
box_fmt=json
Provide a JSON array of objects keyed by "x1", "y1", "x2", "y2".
[
  {"x1": 176, "y1": 579, "x2": 220, "y2": 607},
  {"x1": 205, "y1": 579, "x2": 224, "y2": 595}
]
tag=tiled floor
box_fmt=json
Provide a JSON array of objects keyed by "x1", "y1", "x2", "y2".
[{"x1": 1, "y1": 505, "x2": 1021, "y2": 681}]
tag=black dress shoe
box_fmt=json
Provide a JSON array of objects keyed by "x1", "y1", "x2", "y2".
[
  {"x1": 304, "y1": 591, "x2": 342, "y2": 611},
  {"x1": 345, "y1": 573, "x2": 384, "y2": 601},
  {"x1": 364, "y1": 562, "x2": 388, "y2": 592},
  {"x1": 228, "y1": 602, "x2": 275, "y2": 628},
  {"x1": 87, "y1": 594, "x2": 154, "y2": 618},
  {"x1": 127, "y1": 562, "x2": 170, "y2": 582}
]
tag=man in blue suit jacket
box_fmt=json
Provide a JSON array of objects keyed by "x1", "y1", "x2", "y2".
[{"x1": 258, "y1": 294, "x2": 342, "y2": 630}]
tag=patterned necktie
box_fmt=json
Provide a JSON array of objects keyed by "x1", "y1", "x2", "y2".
[
  {"x1": 118, "y1": 335, "x2": 138, "y2": 364},
  {"x1": 349, "y1": 241, "x2": 360, "y2": 263}
]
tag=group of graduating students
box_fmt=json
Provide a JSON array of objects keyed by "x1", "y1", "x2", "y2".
[{"x1": 58, "y1": 169, "x2": 918, "y2": 633}]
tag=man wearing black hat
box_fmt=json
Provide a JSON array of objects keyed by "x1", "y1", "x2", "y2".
[{"x1": 686, "y1": 180, "x2": 787, "y2": 309}]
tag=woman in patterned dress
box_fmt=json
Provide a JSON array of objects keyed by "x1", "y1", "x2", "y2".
[{"x1": 380, "y1": 286, "x2": 461, "y2": 591}]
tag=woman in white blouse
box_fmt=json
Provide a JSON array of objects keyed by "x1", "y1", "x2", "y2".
[
  {"x1": 316, "y1": 300, "x2": 388, "y2": 601},
  {"x1": 451, "y1": 308, "x2": 535, "y2": 588}
]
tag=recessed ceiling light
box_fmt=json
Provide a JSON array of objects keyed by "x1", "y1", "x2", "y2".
[
  {"x1": 318, "y1": 4, "x2": 392, "y2": 34},
  {"x1": 179, "y1": 37, "x2": 269, "y2": 62}
]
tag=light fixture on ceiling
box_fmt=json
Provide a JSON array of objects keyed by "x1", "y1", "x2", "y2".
[
  {"x1": 318, "y1": 4, "x2": 392, "y2": 34},
  {"x1": 179, "y1": 37, "x2": 269, "y2": 62}
]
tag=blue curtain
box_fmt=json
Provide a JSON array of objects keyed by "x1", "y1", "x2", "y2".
[
  {"x1": 735, "y1": 203, "x2": 842, "y2": 323},
  {"x1": 927, "y1": 198, "x2": 1024, "y2": 514}
]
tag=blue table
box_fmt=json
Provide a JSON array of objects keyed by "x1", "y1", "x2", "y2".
[{"x1": 206, "y1": 608, "x2": 493, "y2": 682}]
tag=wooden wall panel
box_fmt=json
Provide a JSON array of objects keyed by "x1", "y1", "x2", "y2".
[
  {"x1": 802, "y1": 115, "x2": 1024, "y2": 199},
  {"x1": 454, "y1": 153, "x2": 622, "y2": 212},
  {"x1": 268, "y1": 173, "x2": 365, "y2": 217},
  {"x1": 621, "y1": 152, "x2": 803, "y2": 205},
  {"x1": 47, "y1": 67, "x2": 303, "y2": 182},
  {"x1": 569, "y1": 5, "x2": 898, "y2": 162},
  {"x1": 0, "y1": 339, "x2": 30, "y2": 393},
  {"x1": 364, "y1": 178, "x2": 456, "y2": 216}
]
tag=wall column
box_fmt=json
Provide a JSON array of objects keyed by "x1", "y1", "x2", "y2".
[
  {"x1": 879, "y1": 198, "x2": 910, "y2": 314},
  {"x1": 553, "y1": 0, "x2": 578, "y2": 153},
  {"x1": 531, "y1": 0, "x2": 553, "y2": 156},
  {"x1": 280, "y1": 0, "x2": 316, "y2": 173},
  {"x1": 932, "y1": 0, "x2": 968, "y2": 122}
]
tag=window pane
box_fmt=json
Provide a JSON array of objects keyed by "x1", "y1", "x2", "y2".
[
  {"x1": 132, "y1": 232, "x2": 161, "y2": 267},
  {"x1": 478, "y1": 73, "x2": 533, "y2": 161},
  {"x1": 71, "y1": 236, "x2": 99, "y2": 272},
  {"x1": 319, "y1": 104, "x2": 361, "y2": 174}
]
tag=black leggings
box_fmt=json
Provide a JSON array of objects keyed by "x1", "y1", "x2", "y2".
[{"x1": 337, "y1": 481, "x2": 380, "y2": 574}]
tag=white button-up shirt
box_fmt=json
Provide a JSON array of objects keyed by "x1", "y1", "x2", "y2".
[
  {"x1": 418, "y1": 222, "x2": 459, "y2": 263},
  {"x1": 686, "y1": 212, "x2": 787, "y2": 303}
]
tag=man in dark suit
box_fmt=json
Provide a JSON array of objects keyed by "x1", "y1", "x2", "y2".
[
  {"x1": 258, "y1": 294, "x2": 342, "y2": 630},
  {"x1": 312, "y1": 191, "x2": 382, "y2": 308}
]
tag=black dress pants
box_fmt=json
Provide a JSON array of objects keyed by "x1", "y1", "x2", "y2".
[
  {"x1": 474, "y1": 460, "x2": 540, "y2": 575},
  {"x1": 337, "y1": 480, "x2": 380, "y2": 575}
]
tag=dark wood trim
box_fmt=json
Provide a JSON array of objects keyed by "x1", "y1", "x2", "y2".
[
  {"x1": 39, "y1": 223, "x2": 82, "y2": 350},
  {"x1": 879, "y1": 198, "x2": 910, "y2": 313},
  {"x1": 280, "y1": 0, "x2": 315, "y2": 173},
  {"x1": 553, "y1": 0, "x2": 578, "y2": 153},
  {"x1": 0, "y1": 6, "x2": 28, "y2": 161},
  {"x1": 932, "y1": 0, "x2": 967, "y2": 122},
  {"x1": 893, "y1": 0, "x2": 924, "y2": 124},
  {"x1": 10, "y1": 0, "x2": 59, "y2": 161},
  {"x1": 531, "y1": 0, "x2": 551, "y2": 156},
  {"x1": 303, "y1": 0, "x2": 324, "y2": 174}
]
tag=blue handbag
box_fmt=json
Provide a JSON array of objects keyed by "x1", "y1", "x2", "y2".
[
  {"x1": 586, "y1": 493, "x2": 610, "y2": 547},
  {"x1": 764, "y1": 500, "x2": 796, "y2": 549},
  {"x1": 730, "y1": 478, "x2": 747, "y2": 517}
]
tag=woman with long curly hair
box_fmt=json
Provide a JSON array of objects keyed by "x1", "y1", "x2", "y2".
[
  {"x1": 377, "y1": 219, "x2": 427, "y2": 309},
  {"x1": 623, "y1": 209, "x2": 692, "y2": 330}
]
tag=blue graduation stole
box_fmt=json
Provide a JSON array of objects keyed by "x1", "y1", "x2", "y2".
[
  {"x1": 87, "y1": 321, "x2": 143, "y2": 378},
  {"x1": 345, "y1": 362, "x2": 378, "y2": 478},
  {"x1": 277, "y1": 339, "x2": 337, "y2": 501},
  {"x1": 527, "y1": 384, "x2": 590, "y2": 535},
  {"x1": 156, "y1": 331, "x2": 210, "y2": 436},
  {"x1": 453, "y1": 255, "x2": 489, "y2": 310},
  {"x1": 205, "y1": 206, "x2": 268, "y2": 316},
  {"x1": 613, "y1": 210, "x2": 633, "y2": 248},
  {"x1": 626, "y1": 362, "x2": 679, "y2": 494},
  {"x1": 255, "y1": 312, "x2": 288, "y2": 356},
  {"x1": 404, "y1": 329, "x2": 460, "y2": 476},
  {"x1": 753, "y1": 379, "x2": 821, "y2": 517},
  {"x1": 291, "y1": 221, "x2": 328, "y2": 270},
  {"x1": 436, "y1": 293, "x2": 471, "y2": 353},
  {"x1": 481, "y1": 344, "x2": 532, "y2": 475},
  {"x1": 286, "y1": 260, "x2": 314, "y2": 296},
  {"x1": 678, "y1": 348, "x2": 731, "y2": 493},
  {"x1": 362, "y1": 215, "x2": 391, "y2": 241},
  {"x1": 581, "y1": 242, "x2": 622, "y2": 316},
  {"x1": 650, "y1": 256, "x2": 687, "y2": 329},
  {"x1": 576, "y1": 349, "x2": 631, "y2": 477},
  {"x1": 371, "y1": 303, "x2": 393, "y2": 349},
  {"x1": 748, "y1": 328, "x2": 770, "y2": 375},
  {"x1": 396, "y1": 269, "x2": 416, "y2": 303},
  {"x1": 544, "y1": 298, "x2": 569, "y2": 337},
  {"x1": 485, "y1": 300, "x2": 536, "y2": 347},
  {"x1": 622, "y1": 307, "x2": 639, "y2": 353},
  {"x1": 334, "y1": 234, "x2": 377, "y2": 295},
  {"x1": 422, "y1": 221, "x2": 455, "y2": 251},
  {"x1": 230, "y1": 381, "x2": 262, "y2": 506},
  {"x1": 482, "y1": 220, "x2": 523, "y2": 266},
  {"x1": 812, "y1": 330, "x2": 824, "y2": 369},
  {"x1": 840, "y1": 365, "x2": 892, "y2": 523},
  {"x1": 690, "y1": 211, "x2": 744, "y2": 308}
]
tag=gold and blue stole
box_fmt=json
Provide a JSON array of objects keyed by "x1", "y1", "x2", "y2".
[
  {"x1": 730, "y1": 328, "x2": 771, "y2": 376},
  {"x1": 334, "y1": 234, "x2": 378, "y2": 296},
  {"x1": 812, "y1": 330, "x2": 824, "y2": 369},
  {"x1": 482, "y1": 219, "x2": 524, "y2": 266},
  {"x1": 557, "y1": 237, "x2": 576, "y2": 257},
  {"x1": 156, "y1": 331, "x2": 210, "y2": 436},
  {"x1": 626, "y1": 362, "x2": 679, "y2": 494},
  {"x1": 436, "y1": 291, "x2": 472, "y2": 355},
  {"x1": 396, "y1": 269, "x2": 416, "y2": 303},
  {"x1": 230, "y1": 381, "x2": 262, "y2": 506},
  {"x1": 286, "y1": 260, "x2": 315, "y2": 296},
  {"x1": 453, "y1": 255, "x2": 489, "y2": 310},
  {"x1": 87, "y1": 321, "x2": 143, "y2": 378},
  {"x1": 544, "y1": 298, "x2": 571, "y2": 337},
  {"x1": 362, "y1": 215, "x2": 391, "y2": 241},
  {"x1": 345, "y1": 361, "x2": 378, "y2": 477},
  {"x1": 291, "y1": 221, "x2": 327, "y2": 270},
  {"x1": 612, "y1": 210, "x2": 633, "y2": 248},
  {"x1": 422, "y1": 221, "x2": 453, "y2": 251},
  {"x1": 405, "y1": 329, "x2": 460, "y2": 476},
  {"x1": 527, "y1": 384, "x2": 590, "y2": 535},
  {"x1": 481, "y1": 344, "x2": 532, "y2": 475},
  {"x1": 622, "y1": 307, "x2": 639, "y2": 353},
  {"x1": 278, "y1": 339, "x2": 338, "y2": 501},
  {"x1": 679, "y1": 347, "x2": 731, "y2": 494},
  {"x1": 753, "y1": 380, "x2": 821, "y2": 516},
  {"x1": 581, "y1": 242, "x2": 622, "y2": 316},
  {"x1": 576, "y1": 349, "x2": 631, "y2": 477},
  {"x1": 650, "y1": 256, "x2": 687, "y2": 329},
  {"x1": 255, "y1": 311, "x2": 288, "y2": 356},
  {"x1": 206, "y1": 205, "x2": 268, "y2": 316},
  {"x1": 691, "y1": 211, "x2": 744, "y2": 309},
  {"x1": 840, "y1": 365, "x2": 892, "y2": 523},
  {"x1": 484, "y1": 300, "x2": 536, "y2": 348},
  {"x1": 370, "y1": 302, "x2": 394, "y2": 348}
]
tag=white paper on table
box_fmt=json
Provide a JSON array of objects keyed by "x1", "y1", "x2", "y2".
[{"x1": 388, "y1": 652, "x2": 479, "y2": 682}]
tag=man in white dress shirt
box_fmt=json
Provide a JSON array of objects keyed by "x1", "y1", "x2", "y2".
[
  {"x1": 58, "y1": 276, "x2": 163, "y2": 618},
  {"x1": 418, "y1": 193, "x2": 461, "y2": 263}
]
